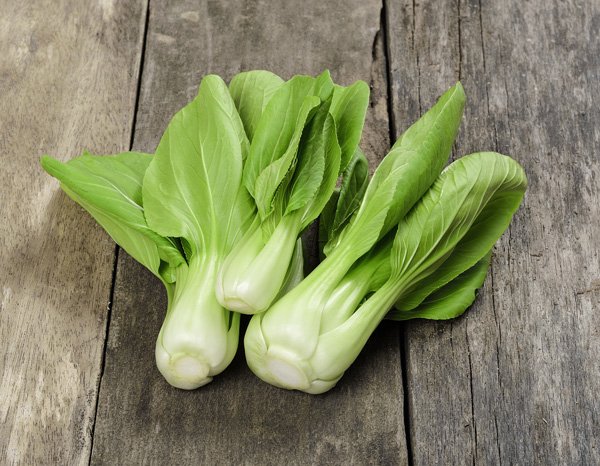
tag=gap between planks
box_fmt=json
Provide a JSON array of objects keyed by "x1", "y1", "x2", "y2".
[{"x1": 87, "y1": 0, "x2": 151, "y2": 462}]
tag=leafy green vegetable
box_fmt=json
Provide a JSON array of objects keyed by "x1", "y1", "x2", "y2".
[
  {"x1": 242, "y1": 83, "x2": 466, "y2": 377},
  {"x1": 141, "y1": 75, "x2": 255, "y2": 389},
  {"x1": 244, "y1": 83, "x2": 526, "y2": 394},
  {"x1": 216, "y1": 71, "x2": 370, "y2": 314},
  {"x1": 43, "y1": 75, "x2": 256, "y2": 390},
  {"x1": 41, "y1": 73, "x2": 526, "y2": 398}
]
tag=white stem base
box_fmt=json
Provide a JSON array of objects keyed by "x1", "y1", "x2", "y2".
[{"x1": 155, "y1": 342, "x2": 212, "y2": 390}]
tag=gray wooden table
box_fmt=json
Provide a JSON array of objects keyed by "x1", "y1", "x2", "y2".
[{"x1": 2, "y1": 0, "x2": 599, "y2": 464}]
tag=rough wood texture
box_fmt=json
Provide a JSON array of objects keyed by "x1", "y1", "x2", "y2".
[
  {"x1": 90, "y1": 1, "x2": 407, "y2": 465},
  {"x1": 0, "y1": 1, "x2": 146, "y2": 464},
  {"x1": 6, "y1": 0, "x2": 598, "y2": 463},
  {"x1": 386, "y1": 0, "x2": 600, "y2": 463}
]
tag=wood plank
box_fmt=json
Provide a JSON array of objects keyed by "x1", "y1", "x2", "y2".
[
  {"x1": 90, "y1": 1, "x2": 408, "y2": 464},
  {"x1": 386, "y1": 0, "x2": 600, "y2": 463},
  {"x1": 0, "y1": 1, "x2": 147, "y2": 464}
]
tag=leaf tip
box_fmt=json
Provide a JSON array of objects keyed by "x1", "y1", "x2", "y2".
[
  {"x1": 453, "y1": 81, "x2": 466, "y2": 103},
  {"x1": 40, "y1": 155, "x2": 60, "y2": 176}
]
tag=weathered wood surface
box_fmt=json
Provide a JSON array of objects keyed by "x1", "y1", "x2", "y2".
[
  {"x1": 0, "y1": 0, "x2": 146, "y2": 464},
  {"x1": 4, "y1": 0, "x2": 599, "y2": 464},
  {"x1": 387, "y1": 0, "x2": 600, "y2": 464},
  {"x1": 90, "y1": 1, "x2": 407, "y2": 465}
]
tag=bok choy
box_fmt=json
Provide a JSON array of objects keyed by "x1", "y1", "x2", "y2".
[
  {"x1": 244, "y1": 84, "x2": 527, "y2": 393},
  {"x1": 216, "y1": 70, "x2": 369, "y2": 314},
  {"x1": 42, "y1": 75, "x2": 254, "y2": 389}
]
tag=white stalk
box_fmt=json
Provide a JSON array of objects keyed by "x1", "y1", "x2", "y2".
[
  {"x1": 156, "y1": 256, "x2": 239, "y2": 389},
  {"x1": 216, "y1": 212, "x2": 303, "y2": 314}
]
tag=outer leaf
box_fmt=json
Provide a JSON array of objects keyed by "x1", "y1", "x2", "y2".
[
  {"x1": 142, "y1": 75, "x2": 253, "y2": 256},
  {"x1": 229, "y1": 70, "x2": 284, "y2": 141},
  {"x1": 390, "y1": 152, "x2": 527, "y2": 295},
  {"x1": 386, "y1": 250, "x2": 491, "y2": 320},
  {"x1": 330, "y1": 81, "x2": 370, "y2": 170},
  {"x1": 331, "y1": 83, "x2": 466, "y2": 260},
  {"x1": 40, "y1": 152, "x2": 184, "y2": 279}
]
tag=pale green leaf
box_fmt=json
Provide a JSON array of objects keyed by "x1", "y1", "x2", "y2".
[
  {"x1": 40, "y1": 152, "x2": 184, "y2": 280},
  {"x1": 390, "y1": 152, "x2": 527, "y2": 297},
  {"x1": 229, "y1": 70, "x2": 284, "y2": 141},
  {"x1": 142, "y1": 75, "x2": 253, "y2": 256},
  {"x1": 330, "y1": 82, "x2": 370, "y2": 170},
  {"x1": 387, "y1": 250, "x2": 492, "y2": 320},
  {"x1": 333, "y1": 83, "x2": 466, "y2": 261},
  {"x1": 243, "y1": 75, "x2": 318, "y2": 200}
]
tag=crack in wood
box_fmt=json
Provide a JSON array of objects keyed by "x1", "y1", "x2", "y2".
[{"x1": 88, "y1": 1, "x2": 151, "y2": 464}]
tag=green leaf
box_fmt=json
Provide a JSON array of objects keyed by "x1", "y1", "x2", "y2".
[
  {"x1": 244, "y1": 72, "x2": 335, "y2": 218},
  {"x1": 330, "y1": 81, "x2": 370, "y2": 170},
  {"x1": 284, "y1": 100, "x2": 342, "y2": 229},
  {"x1": 318, "y1": 189, "x2": 339, "y2": 260},
  {"x1": 312, "y1": 69, "x2": 335, "y2": 101},
  {"x1": 243, "y1": 75, "x2": 317, "y2": 197},
  {"x1": 142, "y1": 75, "x2": 254, "y2": 256},
  {"x1": 40, "y1": 152, "x2": 184, "y2": 280},
  {"x1": 332, "y1": 83, "x2": 466, "y2": 262},
  {"x1": 387, "y1": 250, "x2": 491, "y2": 320},
  {"x1": 283, "y1": 99, "x2": 331, "y2": 215},
  {"x1": 390, "y1": 152, "x2": 527, "y2": 299},
  {"x1": 229, "y1": 70, "x2": 284, "y2": 142},
  {"x1": 322, "y1": 148, "x2": 369, "y2": 255},
  {"x1": 299, "y1": 113, "x2": 342, "y2": 228}
]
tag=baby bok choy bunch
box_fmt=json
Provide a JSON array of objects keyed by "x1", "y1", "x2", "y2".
[
  {"x1": 42, "y1": 75, "x2": 255, "y2": 389},
  {"x1": 216, "y1": 70, "x2": 369, "y2": 314},
  {"x1": 244, "y1": 83, "x2": 527, "y2": 394}
]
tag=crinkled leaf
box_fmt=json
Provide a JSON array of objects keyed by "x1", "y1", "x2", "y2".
[
  {"x1": 387, "y1": 250, "x2": 492, "y2": 320},
  {"x1": 318, "y1": 189, "x2": 339, "y2": 260},
  {"x1": 284, "y1": 103, "x2": 341, "y2": 230},
  {"x1": 299, "y1": 113, "x2": 342, "y2": 229},
  {"x1": 142, "y1": 75, "x2": 254, "y2": 257},
  {"x1": 284, "y1": 99, "x2": 331, "y2": 215}
]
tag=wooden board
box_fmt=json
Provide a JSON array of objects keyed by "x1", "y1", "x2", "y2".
[
  {"x1": 0, "y1": 1, "x2": 147, "y2": 464},
  {"x1": 90, "y1": 1, "x2": 408, "y2": 464},
  {"x1": 386, "y1": 0, "x2": 600, "y2": 463}
]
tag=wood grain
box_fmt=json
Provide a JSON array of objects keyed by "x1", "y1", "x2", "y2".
[
  {"x1": 90, "y1": 1, "x2": 407, "y2": 465},
  {"x1": 0, "y1": 1, "x2": 146, "y2": 464},
  {"x1": 386, "y1": 0, "x2": 600, "y2": 463}
]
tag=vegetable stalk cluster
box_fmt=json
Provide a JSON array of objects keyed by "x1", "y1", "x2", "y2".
[{"x1": 42, "y1": 71, "x2": 526, "y2": 394}]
